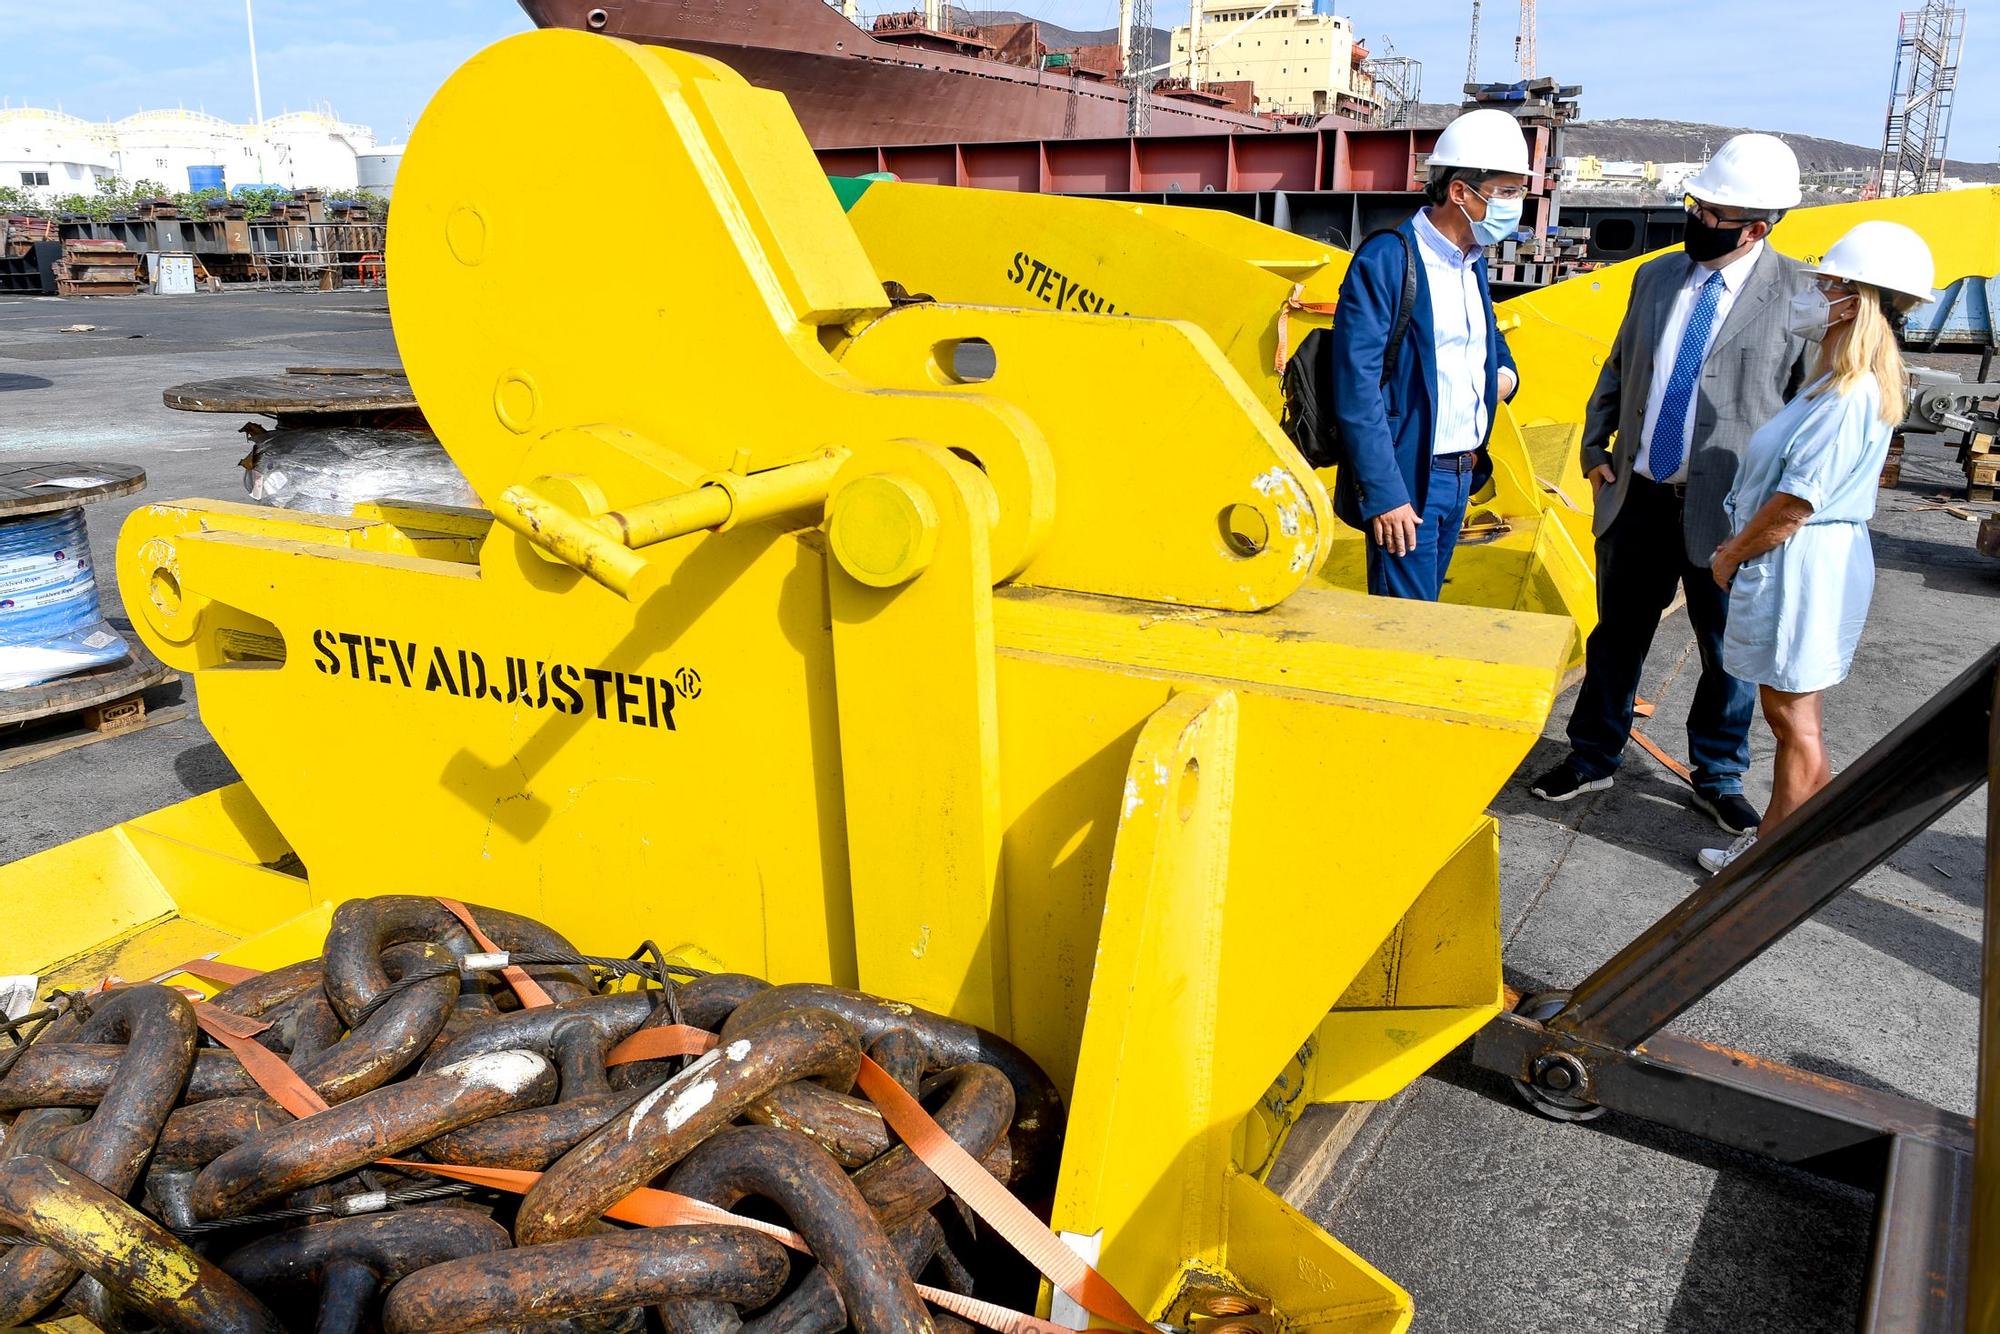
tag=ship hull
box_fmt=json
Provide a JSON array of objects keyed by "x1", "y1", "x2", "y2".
[{"x1": 520, "y1": 0, "x2": 1277, "y2": 146}]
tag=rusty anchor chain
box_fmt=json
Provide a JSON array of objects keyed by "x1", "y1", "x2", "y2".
[{"x1": 0, "y1": 895, "x2": 1092, "y2": 1333}]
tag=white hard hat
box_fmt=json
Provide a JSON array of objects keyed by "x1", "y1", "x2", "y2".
[
  {"x1": 1816, "y1": 220, "x2": 1936, "y2": 302},
  {"x1": 1683, "y1": 133, "x2": 1802, "y2": 210},
  {"x1": 1429, "y1": 108, "x2": 1531, "y2": 175}
]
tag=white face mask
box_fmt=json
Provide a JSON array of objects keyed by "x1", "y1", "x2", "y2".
[{"x1": 1788, "y1": 287, "x2": 1854, "y2": 342}]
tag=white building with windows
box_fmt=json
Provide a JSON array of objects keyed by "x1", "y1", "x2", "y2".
[
  {"x1": 1, "y1": 106, "x2": 375, "y2": 201},
  {"x1": 1170, "y1": 0, "x2": 1378, "y2": 119}
]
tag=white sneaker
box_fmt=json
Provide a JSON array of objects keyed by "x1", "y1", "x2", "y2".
[{"x1": 1697, "y1": 831, "x2": 1757, "y2": 875}]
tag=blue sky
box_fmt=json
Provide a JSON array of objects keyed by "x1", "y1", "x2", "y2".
[{"x1": 3, "y1": 0, "x2": 1993, "y2": 162}]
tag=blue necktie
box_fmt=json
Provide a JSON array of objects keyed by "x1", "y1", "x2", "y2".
[{"x1": 1649, "y1": 271, "x2": 1726, "y2": 481}]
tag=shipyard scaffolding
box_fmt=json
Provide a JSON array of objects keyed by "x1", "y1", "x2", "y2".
[
  {"x1": 1363, "y1": 48, "x2": 1421, "y2": 130},
  {"x1": 1126, "y1": 0, "x2": 1154, "y2": 136},
  {"x1": 1876, "y1": 0, "x2": 1966, "y2": 197}
]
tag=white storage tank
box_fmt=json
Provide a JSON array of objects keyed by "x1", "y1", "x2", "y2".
[
  {"x1": 0, "y1": 109, "x2": 119, "y2": 201},
  {"x1": 258, "y1": 111, "x2": 372, "y2": 191},
  {"x1": 356, "y1": 144, "x2": 404, "y2": 198},
  {"x1": 114, "y1": 109, "x2": 242, "y2": 193}
]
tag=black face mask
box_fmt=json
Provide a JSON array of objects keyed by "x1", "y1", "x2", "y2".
[{"x1": 1683, "y1": 213, "x2": 1751, "y2": 263}]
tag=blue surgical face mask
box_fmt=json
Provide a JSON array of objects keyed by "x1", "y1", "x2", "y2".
[{"x1": 1462, "y1": 192, "x2": 1523, "y2": 247}]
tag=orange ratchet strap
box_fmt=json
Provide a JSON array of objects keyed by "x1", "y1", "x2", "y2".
[
  {"x1": 1631, "y1": 697, "x2": 1694, "y2": 785},
  {"x1": 189, "y1": 1002, "x2": 332, "y2": 1120},
  {"x1": 854, "y1": 1055, "x2": 1151, "y2": 1331},
  {"x1": 435, "y1": 897, "x2": 556, "y2": 1008},
  {"x1": 1273, "y1": 282, "x2": 1338, "y2": 374},
  {"x1": 605, "y1": 1024, "x2": 719, "y2": 1065},
  {"x1": 172, "y1": 959, "x2": 267, "y2": 987}
]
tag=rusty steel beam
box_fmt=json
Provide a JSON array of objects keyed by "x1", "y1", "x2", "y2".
[
  {"x1": 1969, "y1": 667, "x2": 2000, "y2": 1334},
  {"x1": 1861, "y1": 1135, "x2": 1974, "y2": 1334},
  {"x1": 1550, "y1": 644, "x2": 1996, "y2": 1053},
  {"x1": 1471, "y1": 643, "x2": 1998, "y2": 1334},
  {"x1": 1474, "y1": 1014, "x2": 1974, "y2": 1184}
]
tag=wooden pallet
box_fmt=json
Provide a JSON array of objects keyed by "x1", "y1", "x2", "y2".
[
  {"x1": 0, "y1": 633, "x2": 183, "y2": 773},
  {"x1": 1881, "y1": 434, "x2": 1907, "y2": 489}
]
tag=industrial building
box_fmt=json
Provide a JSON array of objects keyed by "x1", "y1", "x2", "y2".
[{"x1": 0, "y1": 106, "x2": 376, "y2": 199}]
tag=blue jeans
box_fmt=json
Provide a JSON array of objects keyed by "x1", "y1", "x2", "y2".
[
  {"x1": 1562, "y1": 476, "x2": 1755, "y2": 797},
  {"x1": 1366, "y1": 455, "x2": 1476, "y2": 601}
]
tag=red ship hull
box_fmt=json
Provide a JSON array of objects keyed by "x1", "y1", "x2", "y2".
[{"x1": 519, "y1": 0, "x2": 1279, "y2": 147}]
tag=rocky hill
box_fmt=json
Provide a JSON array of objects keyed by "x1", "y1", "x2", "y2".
[
  {"x1": 1359, "y1": 103, "x2": 1997, "y2": 181},
  {"x1": 1568, "y1": 118, "x2": 1999, "y2": 181}
]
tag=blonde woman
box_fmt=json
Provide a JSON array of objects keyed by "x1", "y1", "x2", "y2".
[{"x1": 1699, "y1": 221, "x2": 1935, "y2": 873}]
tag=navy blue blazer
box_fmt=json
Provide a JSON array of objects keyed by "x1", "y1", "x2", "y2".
[{"x1": 1328, "y1": 216, "x2": 1517, "y2": 527}]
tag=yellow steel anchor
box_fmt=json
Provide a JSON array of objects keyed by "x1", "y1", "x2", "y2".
[{"x1": 2, "y1": 31, "x2": 1577, "y2": 1331}]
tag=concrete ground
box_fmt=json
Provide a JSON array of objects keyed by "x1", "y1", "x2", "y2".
[
  {"x1": 0, "y1": 287, "x2": 395, "y2": 849},
  {"x1": 1, "y1": 290, "x2": 1995, "y2": 1332}
]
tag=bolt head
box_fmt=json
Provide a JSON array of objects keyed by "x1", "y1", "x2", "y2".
[{"x1": 827, "y1": 473, "x2": 939, "y2": 588}]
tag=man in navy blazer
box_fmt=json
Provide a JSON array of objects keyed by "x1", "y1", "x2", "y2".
[{"x1": 1330, "y1": 108, "x2": 1528, "y2": 600}]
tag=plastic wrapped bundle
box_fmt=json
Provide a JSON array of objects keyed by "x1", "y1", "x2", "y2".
[
  {"x1": 0, "y1": 507, "x2": 128, "y2": 691},
  {"x1": 241, "y1": 426, "x2": 478, "y2": 515}
]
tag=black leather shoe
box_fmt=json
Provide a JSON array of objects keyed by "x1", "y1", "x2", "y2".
[
  {"x1": 1530, "y1": 763, "x2": 1613, "y2": 802},
  {"x1": 1692, "y1": 790, "x2": 1761, "y2": 835}
]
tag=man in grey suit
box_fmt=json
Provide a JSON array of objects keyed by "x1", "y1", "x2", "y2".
[{"x1": 1531, "y1": 134, "x2": 1812, "y2": 836}]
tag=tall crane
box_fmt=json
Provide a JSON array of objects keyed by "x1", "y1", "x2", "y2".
[
  {"x1": 1465, "y1": 0, "x2": 1482, "y2": 89},
  {"x1": 1515, "y1": 0, "x2": 1536, "y2": 79}
]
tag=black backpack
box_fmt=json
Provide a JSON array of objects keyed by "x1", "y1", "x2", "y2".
[{"x1": 1279, "y1": 228, "x2": 1418, "y2": 471}]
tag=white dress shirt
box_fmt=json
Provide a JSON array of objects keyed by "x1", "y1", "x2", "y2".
[
  {"x1": 1636, "y1": 241, "x2": 1764, "y2": 482},
  {"x1": 1412, "y1": 209, "x2": 1489, "y2": 457}
]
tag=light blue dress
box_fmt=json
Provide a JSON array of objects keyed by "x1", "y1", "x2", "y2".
[{"x1": 1721, "y1": 376, "x2": 1891, "y2": 694}]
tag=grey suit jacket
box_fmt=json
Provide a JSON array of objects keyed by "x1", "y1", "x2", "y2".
[{"x1": 1580, "y1": 244, "x2": 1812, "y2": 564}]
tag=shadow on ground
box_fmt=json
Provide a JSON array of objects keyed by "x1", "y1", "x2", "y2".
[{"x1": 1422, "y1": 1044, "x2": 1874, "y2": 1334}]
